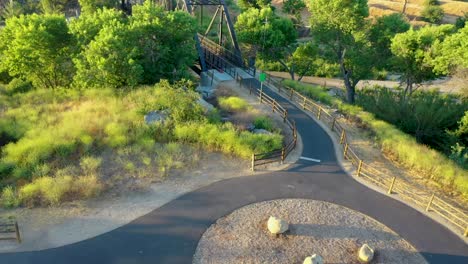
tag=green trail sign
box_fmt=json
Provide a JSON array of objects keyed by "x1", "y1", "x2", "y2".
[{"x1": 259, "y1": 73, "x2": 266, "y2": 82}]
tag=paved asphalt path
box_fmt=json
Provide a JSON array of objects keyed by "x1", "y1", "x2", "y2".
[{"x1": 0, "y1": 78, "x2": 467, "y2": 264}]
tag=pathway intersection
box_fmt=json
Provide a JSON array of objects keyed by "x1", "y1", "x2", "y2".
[{"x1": 0, "y1": 77, "x2": 466, "y2": 264}]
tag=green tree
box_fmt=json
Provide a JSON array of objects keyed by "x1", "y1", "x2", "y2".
[
  {"x1": 73, "y1": 1, "x2": 197, "y2": 87},
  {"x1": 308, "y1": 0, "x2": 373, "y2": 103},
  {"x1": 431, "y1": 24, "x2": 468, "y2": 75},
  {"x1": 391, "y1": 24, "x2": 455, "y2": 95},
  {"x1": 369, "y1": 13, "x2": 410, "y2": 70},
  {"x1": 235, "y1": 7, "x2": 298, "y2": 79},
  {"x1": 238, "y1": 0, "x2": 271, "y2": 10},
  {"x1": 290, "y1": 41, "x2": 319, "y2": 81},
  {"x1": 0, "y1": 0, "x2": 23, "y2": 20},
  {"x1": 282, "y1": 0, "x2": 305, "y2": 24},
  {"x1": 421, "y1": 5, "x2": 444, "y2": 24},
  {"x1": 0, "y1": 14, "x2": 76, "y2": 88},
  {"x1": 69, "y1": 7, "x2": 126, "y2": 49},
  {"x1": 78, "y1": 0, "x2": 119, "y2": 14},
  {"x1": 73, "y1": 22, "x2": 143, "y2": 88},
  {"x1": 130, "y1": 2, "x2": 197, "y2": 83},
  {"x1": 40, "y1": 0, "x2": 68, "y2": 14}
]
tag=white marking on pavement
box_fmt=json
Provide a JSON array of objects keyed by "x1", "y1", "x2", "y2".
[{"x1": 300, "y1": 156, "x2": 321, "y2": 163}]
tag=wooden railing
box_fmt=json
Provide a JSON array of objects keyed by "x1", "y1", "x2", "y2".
[
  {"x1": 260, "y1": 72, "x2": 468, "y2": 238},
  {"x1": 0, "y1": 216, "x2": 21, "y2": 243},
  {"x1": 234, "y1": 75, "x2": 297, "y2": 170}
]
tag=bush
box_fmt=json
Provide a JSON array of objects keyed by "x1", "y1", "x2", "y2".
[
  {"x1": 17, "y1": 175, "x2": 102, "y2": 207},
  {"x1": 218, "y1": 96, "x2": 251, "y2": 112},
  {"x1": 253, "y1": 116, "x2": 274, "y2": 131},
  {"x1": 80, "y1": 156, "x2": 102, "y2": 176},
  {"x1": 73, "y1": 175, "x2": 102, "y2": 198},
  {"x1": 6, "y1": 78, "x2": 33, "y2": 95},
  {"x1": 1, "y1": 186, "x2": 20, "y2": 208},
  {"x1": 421, "y1": 5, "x2": 444, "y2": 24},
  {"x1": 174, "y1": 122, "x2": 282, "y2": 158}
]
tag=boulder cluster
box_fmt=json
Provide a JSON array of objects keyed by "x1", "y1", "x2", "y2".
[{"x1": 266, "y1": 216, "x2": 376, "y2": 263}]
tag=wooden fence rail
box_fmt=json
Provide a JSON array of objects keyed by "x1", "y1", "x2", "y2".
[
  {"x1": 260, "y1": 72, "x2": 468, "y2": 238},
  {"x1": 0, "y1": 216, "x2": 21, "y2": 243},
  {"x1": 235, "y1": 76, "x2": 297, "y2": 170}
]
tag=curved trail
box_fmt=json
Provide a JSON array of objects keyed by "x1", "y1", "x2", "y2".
[{"x1": 0, "y1": 78, "x2": 467, "y2": 264}]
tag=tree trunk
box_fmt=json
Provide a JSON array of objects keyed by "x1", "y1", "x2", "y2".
[
  {"x1": 402, "y1": 0, "x2": 408, "y2": 14},
  {"x1": 343, "y1": 74, "x2": 355, "y2": 104},
  {"x1": 339, "y1": 50, "x2": 355, "y2": 104}
]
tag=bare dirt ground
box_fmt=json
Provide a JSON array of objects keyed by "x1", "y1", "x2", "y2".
[
  {"x1": 0, "y1": 80, "x2": 302, "y2": 253},
  {"x1": 194, "y1": 199, "x2": 427, "y2": 264},
  {"x1": 271, "y1": 0, "x2": 468, "y2": 27}
]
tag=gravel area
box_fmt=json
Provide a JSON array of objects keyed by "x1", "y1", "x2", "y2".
[{"x1": 193, "y1": 199, "x2": 427, "y2": 264}]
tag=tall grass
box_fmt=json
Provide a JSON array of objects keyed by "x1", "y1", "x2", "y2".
[
  {"x1": 174, "y1": 122, "x2": 283, "y2": 158},
  {"x1": 218, "y1": 96, "x2": 251, "y2": 112},
  {"x1": 283, "y1": 80, "x2": 468, "y2": 197},
  {"x1": 0, "y1": 80, "x2": 284, "y2": 207}
]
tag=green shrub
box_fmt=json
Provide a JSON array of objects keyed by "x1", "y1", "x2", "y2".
[
  {"x1": 421, "y1": 5, "x2": 444, "y2": 24},
  {"x1": 206, "y1": 109, "x2": 222, "y2": 124},
  {"x1": 174, "y1": 122, "x2": 282, "y2": 158},
  {"x1": 1, "y1": 186, "x2": 19, "y2": 208},
  {"x1": 16, "y1": 175, "x2": 102, "y2": 207},
  {"x1": 6, "y1": 78, "x2": 33, "y2": 95},
  {"x1": 80, "y1": 156, "x2": 102, "y2": 176},
  {"x1": 253, "y1": 116, "x2": 274, "y2": 131},
  {"x1": 73, "y1": 175, "x2": 102, "y2": 198},
  {"x1": 218, "y1": 96, "x2": 250, "y2": 112}
]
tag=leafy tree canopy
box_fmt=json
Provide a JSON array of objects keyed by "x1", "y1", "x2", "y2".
[
  {"x1": 369, "y1": 13, "x2": 410, "y2": 69},
  {"x1": 308, "y1": 0, "x2": 372, "y2": 103},
  {"x1": 0, "y1": 13, "x2": 76, "y2": 88},
  {"x1": 431, "y1": 24, "x2": 468, "y2": 75},
  {"x1": 78, "y1": 0, "x2": 119, "y2": 14},
  {"x1": 391, "y1": 24, "x2": 456, "y2": 94}
]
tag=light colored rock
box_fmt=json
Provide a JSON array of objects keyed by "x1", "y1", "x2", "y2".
[
  {"x1": 253, "y1": 129, "x2": 272, "y2": 135},
  {"x1": 358, "y1": 244, "x2": 374, "y2": 263},
  {"x1": 267, "y1": 216, "x2": 288, "y2": 235},
  {"x1": 197, "y1": 98, "x2": 214, "y2": 111},
  {"x1": 144, "y1": 111, "x2": 168, "y2": 124},
  {"x1": 303, "y1": 254, "x2": 323, "y2": 264}
]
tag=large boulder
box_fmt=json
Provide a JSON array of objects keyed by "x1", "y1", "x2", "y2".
[
  {"x1": 358, "y1": 244, "x2": 374, "y2": 263},
  {"x1": 303, "y1": 254, "x2": 323, "y2": 264},
  {"x1": 144, "y1": 111, "x2": 168, "y2": 125},
  {"x1": 267, "y1": 216, "x2": 289, "y2": 235}
]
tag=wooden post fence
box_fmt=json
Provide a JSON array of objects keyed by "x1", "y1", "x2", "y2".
[
  {"x1": 283, "y1": 110, "x2": 287, "y2": 122},
  {"x1": 331, "y1": 117, "x2": 336, "y2": 131},
  {"x1": 317, "y1": 108, "x2": 322, "y2": 120},
  {"x1": 290, "y1": 89, "x2": 294, "y2": 100},
  {"x1": 302, "y1": 96, "x2": 307, "y2": 110},
  {"x1": 357, "y1": 160, "x2": 363, "y2": 176},
  {"x1": 426, "y1": 193, "x2": 435, "y2": 212},
  {"x1": 281, "y1": 147, "x2": 285, "y2": 162},
  {"x1": 251, "y1": 154, "x2": 255, "y2": 171},
  {"x1": 340, "y1": 130, "x2": 346, "y2": 144},
  {"x1": 343, "y1": 143, "x2": 349, "y2": 157},
  {"x1": 272, "y1": 100, "x2": 277, "y2": 113},
  {"x1": 14, "y1": 222, "x2": 21, "y2": 243},
  {"x1": 387, "y1": 177, "x2": 396, "y2": 194}
]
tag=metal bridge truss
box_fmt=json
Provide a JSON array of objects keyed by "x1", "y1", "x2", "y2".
[{"x1": 181, "y1": 0, "x2": 245, "y2": 72}]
